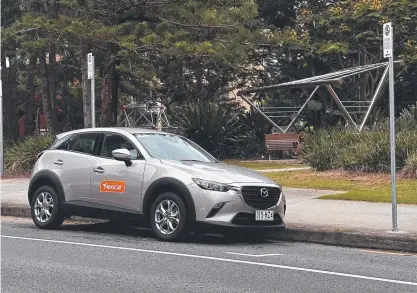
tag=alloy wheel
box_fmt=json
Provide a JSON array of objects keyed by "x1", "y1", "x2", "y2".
[
  {"x1": 154, "y1": 199, "x2": 180, "y2": 235},
  {"x1": 34, "y1": 192, "x2": 54, "y2": 223}
]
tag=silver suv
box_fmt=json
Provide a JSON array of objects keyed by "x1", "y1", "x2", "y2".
[{"x1": 28, "y1": 128, "x2": 286, "y2": 241}]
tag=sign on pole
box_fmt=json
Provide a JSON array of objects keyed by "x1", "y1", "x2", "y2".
[
  {"x1": 383, "y1": 22, "x2": 393, "y2": 58},
  {"x1": 383, "y1": 22, "x2": 398, "y2": 232},
  {"x1": 87, "y1": 53, "x2": 95, "y2": 127},
  {"x1": 0, "y1": 58, "x2": 8, "y2": 177},
  {"x1": 87, "y1": 53, "x2": 93, "y2": 80}
]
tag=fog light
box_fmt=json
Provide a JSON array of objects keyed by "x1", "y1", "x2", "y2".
[
  {"x1": 206, "y1": 202, "x2": 226, "y2": 218},
  {"x1": 213, "y1": 202, "x2": 224, "y2": 209}
]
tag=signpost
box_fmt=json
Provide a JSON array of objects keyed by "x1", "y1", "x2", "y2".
[
  {"x1": 0, "y1": 64, "x2": 3, "y2": 177},
  {"x1": 0, "y1": 57, "x2": 9, "y2": 177},
  {"x1": 383, "y1": 22, "x2": 398, "y2": 232},
  {"x1": 87, "y1": 53, "x2": 96, "y2": 128}
]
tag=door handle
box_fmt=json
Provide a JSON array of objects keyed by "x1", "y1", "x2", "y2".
[
  {"x1": 93, "y1": 167, "x2": 105, "y2": 174},
  {"x1": 53, "y1": 159, "x2": 64, "y2": 166}
]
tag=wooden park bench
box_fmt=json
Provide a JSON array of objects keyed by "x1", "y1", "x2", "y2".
[{"x1": 265, "y1": 133, "x2": 301, "y2": 158}]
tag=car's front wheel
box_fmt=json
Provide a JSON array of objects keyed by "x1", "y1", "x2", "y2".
[
  {"x1": 30, "y1": 185, "x2": 65, "y2": 229},
  {"x1": 149, "y1": 192, "x2": 188, "y2": 241}
]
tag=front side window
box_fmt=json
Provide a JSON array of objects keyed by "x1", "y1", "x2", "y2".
[
  {"x1": 68, "y1": 133, "x2": 100, "y2": 155},
  {"x1": 101, "y1": 134, "x2": 140, "y2": 160},
  {"x1": 134, "y1": 133, "x2": 217, "y2": 162},
  {"x1": 49, "y1": 134, "x2": 74, "y2": 150}
]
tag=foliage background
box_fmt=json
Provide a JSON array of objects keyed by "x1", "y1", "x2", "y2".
[{"x1": 2, "y1": 0, "x2": 417, "y2": 174}]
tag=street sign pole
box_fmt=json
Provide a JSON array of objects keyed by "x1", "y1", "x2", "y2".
[
  {"x1": 0, "y1": 57, "x2": 9, "y2": 177},
  {"x1": 0, "y1": 64, "x2": 3, "y2": 177},
  {"x1": 383, "y1": 22, "x2": 398, "y2": 232},
  {"x1": 87, "y1": 53, "x2": 95, "y2": 128}
]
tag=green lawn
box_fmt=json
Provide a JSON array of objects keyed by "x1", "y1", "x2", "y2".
[
  {"x1": 264, "y1": 170, "x2": 417, "y2": 204},
  {"x1": 223, "y1": 160, "x2": 307, "y2": 170}
]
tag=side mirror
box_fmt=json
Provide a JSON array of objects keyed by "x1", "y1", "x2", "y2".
[{"x1": 112, "y1": 148, "x2": 132, "y2": 166}]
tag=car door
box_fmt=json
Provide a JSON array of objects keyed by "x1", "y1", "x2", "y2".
[
  {"x1": 90, "y1": 133, "x2": 146, "y2": 212},
  {"x1": 52, "y1": 132, "x2": 101, "y2": 203}
]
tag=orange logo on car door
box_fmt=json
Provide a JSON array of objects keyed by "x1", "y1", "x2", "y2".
[{"x1": 100, "y1": 181, "x2": 126, "y2": 193}]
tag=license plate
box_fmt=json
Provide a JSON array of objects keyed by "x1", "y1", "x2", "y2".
[{"x1": 255, "y1": 210, "x2": 274, "y2": 221}]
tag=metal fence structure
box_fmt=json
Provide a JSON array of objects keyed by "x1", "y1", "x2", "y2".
[
  {"x1": 237, "y1": 62, "x2": 401, "y2": 133},
  {"x1": 118, "y1": 100, "x2": 177, "y2": 131}
]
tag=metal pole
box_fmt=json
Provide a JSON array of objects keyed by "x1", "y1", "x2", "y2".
[
  {"x1": 91, "y1": 55, "x2": 96, "y2": 128},
  {"x1": 0, "y1": 65, "x2": 3, "y2": 177},
  {"x1": 0, "y1": 2, "x2": 3, "y2": 176},
  {"x1": 238, "y1": 78, "x2": 343, "y2": 95},
  {"x1": 359, "y1": 65, "x2": 389, "y2": 132},
  {"x1": 238, "y1": 94, "x2": 286, "y2": 133},
  {"x1": 383, "y1": 21, "x2": 398, "y2": 232},
  {"x1": 285, "y1": 86, "x2": 320, "y2": 133},
  {"x1": 389, "y1": 49, "x2": 398, "y2": 232},
  {"x1": 325, "y1": 85, "x2": 359, "y2": 132}
]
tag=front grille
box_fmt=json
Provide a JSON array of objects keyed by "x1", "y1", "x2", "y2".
[
  {"x1": 240, "y1": 186, "x2": 281, "y2": 209},
  {"x1": 231, "y1": 212, "x2": 283, "y2": 226}
]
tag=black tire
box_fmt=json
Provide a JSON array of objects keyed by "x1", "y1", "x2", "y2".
[
  {"x1": 30, "y1": 185, "x2": 65, "y2": 229},
  {"x1": 149, "y1": 192, "x2": 189, "y2": 241}
]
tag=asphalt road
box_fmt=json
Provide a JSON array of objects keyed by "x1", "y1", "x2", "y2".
[{"x1": 1, "y1": 216, "x2": 416, "y2": 293}]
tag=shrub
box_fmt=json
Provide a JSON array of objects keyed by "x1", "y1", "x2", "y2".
[
  {"x1": 401, "y1": 152, "x2": 417, "y2": 179},
  {"x1": 301, "y1": 128, "x2": 417, "y2": 173},
  {"x1": 4, "y1": 135, "x2": 55, "y2": 175},
  {"x1": 397, "y1": 102, "x2": 417, "y2": 131},
  {"x1": 301, "y1": 128, "x2": 352, "y2": 171},
  {"x1": 397, "y1": 130, "x2": 417, "y2": 167},
  {"x1": 167, "y1": 101, "x2": 264, "y2": 159}
]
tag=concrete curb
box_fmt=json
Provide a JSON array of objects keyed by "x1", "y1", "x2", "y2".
[
  {"x1": 255, "y1": 167, "x2": 311, "y2": 173},
  {"x1": 269, "y1": 227, "x2": 417, "y2": 253},
  {"x1": 2, "y1": 205, "x2": 416, "y2": 253},
  {"x1": 1, "y1": 205, "x2": 31, "y2": 218}
]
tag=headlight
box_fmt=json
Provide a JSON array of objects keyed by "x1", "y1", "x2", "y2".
[{"x1": 192, "y1": 178, "x2": 235, "y2": 192}]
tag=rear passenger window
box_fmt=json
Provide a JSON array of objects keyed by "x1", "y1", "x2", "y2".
[{"x1": 69, "y1": 133, "x2": 100, "y2": 155}]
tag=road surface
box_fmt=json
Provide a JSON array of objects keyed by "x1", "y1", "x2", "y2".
[{"x1": 1, "y1": 216, "x2": 416, "y2": 293}]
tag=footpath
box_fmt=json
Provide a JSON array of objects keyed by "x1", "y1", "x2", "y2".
[{"x1": 1, "y1": 177, "x2": 417, "y2": 252}]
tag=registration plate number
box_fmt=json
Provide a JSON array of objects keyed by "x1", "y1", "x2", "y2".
[{"x1": 255, "y1": 210, "x2": 274, "y2": 221}]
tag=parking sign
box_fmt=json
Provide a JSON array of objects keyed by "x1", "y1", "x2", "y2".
[{"x1": 383, "y1": 22, "x2": 393, "y2": 58}]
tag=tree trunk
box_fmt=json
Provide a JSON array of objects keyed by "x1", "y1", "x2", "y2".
[
  {"x1": 25, "y1": 55, "x2": 37, "y2": 136},
  {"x1": 39, "y1": 51, "x2": 55, "y2": 134},
  {"x1": 62, "y1": 74, "x2": 70, "y2": 132},
  {"x1": 100, "y1": 76, "x2": 113, "y2": 126},
  {"x1": 48, "y1": 50, "x2": 60, "y2": 133},
  {"x1": 111, "y1": 69, "x2": 120, "y2": 125},
  {"x1": 359, "y1": 51, "x2": 368, "y2": 101},
  {"x1": 81, "y1": 44, "x2": 92, "y2": 128},
  {"x1": 100, "y1": 55, "x2": 118, "y2": 127}
]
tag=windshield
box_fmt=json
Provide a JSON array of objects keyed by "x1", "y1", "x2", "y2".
[{"x1": 134, "y1": 133, "x2": 218, "y2": 163}]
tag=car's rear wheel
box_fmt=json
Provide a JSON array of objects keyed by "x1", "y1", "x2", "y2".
[
  {"x1": 149, "y1": 192, "x2": 188, "y2": 241},
  {"x1": 30, "y1": 185, "x2": 65, "y2": 229}
]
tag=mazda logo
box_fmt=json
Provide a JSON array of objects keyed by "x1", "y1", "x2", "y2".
[{"x1": 260, "y1": 188, "x2": 269, "y2": 198}]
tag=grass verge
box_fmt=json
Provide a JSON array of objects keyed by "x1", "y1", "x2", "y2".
[
  {"x1": 265, "y1": 170, "x2": 417, "y2": 204},
  {"x1": 224, "y1": 160, "x2": 307, "y2": 170}
]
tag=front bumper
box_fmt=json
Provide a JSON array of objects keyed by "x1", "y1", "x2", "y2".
[{"x1": 188, "y1": 182, "x2": 286, "y2": 229}]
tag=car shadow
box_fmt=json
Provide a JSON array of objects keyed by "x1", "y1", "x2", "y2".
[{"x1": 59, "y1": 219, "x2": 283, "y2": 246}]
